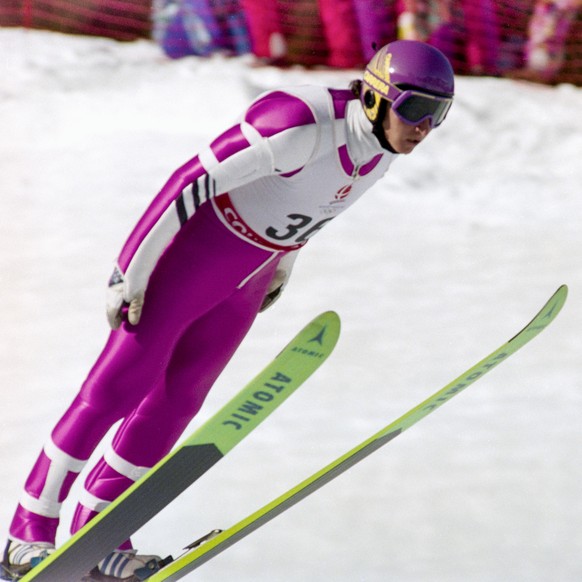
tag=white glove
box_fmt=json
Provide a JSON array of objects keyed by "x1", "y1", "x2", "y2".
[
  {"x1": 259, "y1": 269, "x2": 287, "y2": 312},
  {"x1": 259, "y1": 251, "x2": 299, "y2": 313},
  {"x1": 106, "y1": 265, "x2": 145, "y2": 329}
]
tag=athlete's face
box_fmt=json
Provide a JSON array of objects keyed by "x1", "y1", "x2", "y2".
[{"x1": 382, "y1": 107, "x2": 432, "y2": 154}]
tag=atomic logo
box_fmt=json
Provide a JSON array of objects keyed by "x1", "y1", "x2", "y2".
[{"x1": 309, "y1": 326, "x2": 326, "y2": 346}]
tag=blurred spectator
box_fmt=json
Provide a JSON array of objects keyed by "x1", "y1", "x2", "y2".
[
  {"x1": 243, "y1": 0, "x2": 363, "y2": 68},
  {"x1": 5, "y1": 0, "x2": 578, "y2": 83},
  {"x1": 462, "y1": 0, "x2": 500, "y2": 74},
  {"x1": 511, "y1": 0, "x2": 581, "y2": 82},
  {"x1": 353, "y1": 0, "x2": 398, "y2": 61},
  {"x1": 241, "y1": 0, "x2": 286, "y2": 62},
  {"x1": 494, "y1": 0, "x2": 532, "y2": 72},
  {"x1": 398, "y1": 0, "x2": 500, "y2": 75},
  {"x1": 318, "y1": 0, "x2": 364, "y2": 67},
  {"x1": 152, "y1": 0, "x2": 250, "y2": 59},
  {"x1": 242, "y1": 0, "x2": 326, "y2": 66},
  {"x1": 397, "y1": 0, "x2": 435, "y2": 41}
]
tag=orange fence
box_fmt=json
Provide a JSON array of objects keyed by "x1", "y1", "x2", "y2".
[{"x1": 0, "y1": 0, "x2": 151, "y2": 40}]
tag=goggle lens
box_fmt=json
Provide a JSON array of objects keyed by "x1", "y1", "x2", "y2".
[{"x1": 391, "y1": 89, "x2": 453, "y2": 128}]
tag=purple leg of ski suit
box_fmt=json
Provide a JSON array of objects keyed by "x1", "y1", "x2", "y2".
[
  {"x1": 9, "y1": 83, "x2": 396, "y2": 550},
  {"x1": 9, "y1": 202, "x2": 281, "y2": 546}
]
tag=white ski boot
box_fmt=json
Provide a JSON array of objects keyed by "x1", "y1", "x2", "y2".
[
  {"x1": 1, "y1": 540, "x2": 55, "y2": 579},
  {"x1": 82, "y1": 549, "x2": 162, "y2": 581}
]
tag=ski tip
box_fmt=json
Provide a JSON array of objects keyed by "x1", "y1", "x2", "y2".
[
  {"x1": 314, "y1": 311, "x2": 341, "y2": 343},
  {"x1": 305, "y1": 311, "x2": 341, "y2": 354},
  {"x1": 549, "y1": 284, "x2": 568, "y2": 312},
  {"x1": 508, "y1": 284, "x2": 568, "y2": 346},
  {"x1": 318, "y1": 310, "x2": 341, "y2": 326},
  {"x1": 556, "y1": 283, "x2": 568, "y2": 299}
]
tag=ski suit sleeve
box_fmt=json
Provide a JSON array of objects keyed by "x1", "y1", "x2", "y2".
[{"x1": 108, "y1": 91, "x2": 318, "y2": 325}]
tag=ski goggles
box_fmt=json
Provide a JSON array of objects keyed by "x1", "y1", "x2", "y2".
[{"x1": 389, "y1": 85, "x2": 453, "y2": 128}]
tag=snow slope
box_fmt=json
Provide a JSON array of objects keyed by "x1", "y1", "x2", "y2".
[{"x1": 1, "y1": 29, "x2": 581, "y2": 581}]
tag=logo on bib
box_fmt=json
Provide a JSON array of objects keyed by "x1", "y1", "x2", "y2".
[{"x1": 335, "y1": 184, "x2": 352, "y2": 200}]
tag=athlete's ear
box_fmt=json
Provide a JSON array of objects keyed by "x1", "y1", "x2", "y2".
[{"x1": 363, "y1": 90, "x2": 376, "y2": 109}]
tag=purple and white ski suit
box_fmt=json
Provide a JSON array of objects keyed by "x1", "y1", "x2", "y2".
[{"x1": 9, "y1": 85, "x2": 397, "y2": 547}]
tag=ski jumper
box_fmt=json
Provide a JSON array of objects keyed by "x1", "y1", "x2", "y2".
[{"x1": 9, "y1": 85, "x2": 397, "y2": 547}]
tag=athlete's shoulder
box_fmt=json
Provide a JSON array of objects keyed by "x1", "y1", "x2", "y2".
[
  {"x1": 282, "y1": 85, "x2": 358, "y2": 125},
  {"x1": 244, "y1": 88, "x2": 319, "y2": 138},
  {"x1": 244, "y1": 84, "x2": 357, "y2": 136}
]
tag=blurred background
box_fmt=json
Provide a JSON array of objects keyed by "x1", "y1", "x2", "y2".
[
  {"x1": 1, "y1": 0, "x2": 581, "y2": 83},
  {"x1": 2, "y1": 1, "x2": 582, "y2": 581}
]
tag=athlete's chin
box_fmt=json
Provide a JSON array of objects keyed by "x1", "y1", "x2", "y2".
[{"x1": 395, "y1": 139, "x2": 421, "y2": 154}]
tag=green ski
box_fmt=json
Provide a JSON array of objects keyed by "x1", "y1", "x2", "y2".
[
  {"x1": 147, "y1": 285, "x2": 567, "y2": 581},
  {"x1": 22, "y1": 311, "x2": 341, "y2": 582}
]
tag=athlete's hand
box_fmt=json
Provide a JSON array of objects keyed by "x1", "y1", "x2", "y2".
[
  {"x1": 259, "y1": 269, "x2": 286, "y2": 312},
  {"x1": 259, "y1": 251, "x2": 299, "y2": 313},
  {"x1": 106, "y1": 265, "x2": 145, "y2": 329}
]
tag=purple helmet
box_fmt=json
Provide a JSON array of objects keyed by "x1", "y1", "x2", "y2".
[{"x1": 361, "y1": 40, "x2": 455, "y2": 124}]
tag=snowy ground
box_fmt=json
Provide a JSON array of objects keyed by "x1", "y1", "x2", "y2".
[{"x1": 1, "y1": 29, "x2": 581, "y2": 581}]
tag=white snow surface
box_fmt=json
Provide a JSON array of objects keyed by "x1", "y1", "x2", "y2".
[{"x1": 1, "y1": 29, "x2": 581, "y2": 581}]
